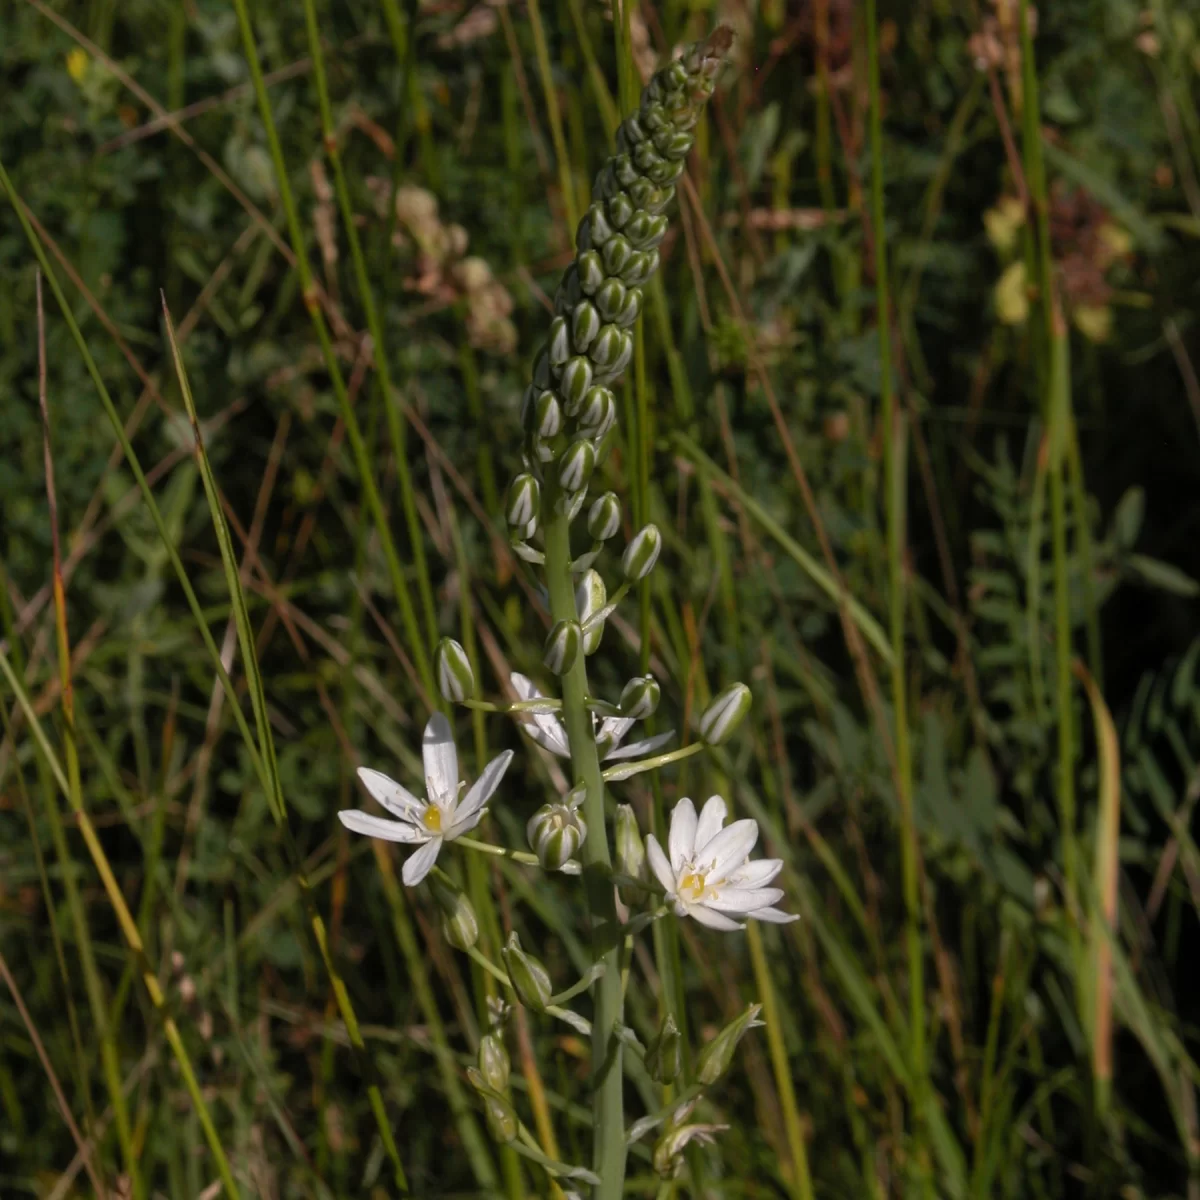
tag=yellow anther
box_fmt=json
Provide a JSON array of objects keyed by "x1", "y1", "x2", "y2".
[
  {"x1": 678, "y1": 869, "x2": 707, "y2": 902},
  {"x1": 422, "y1": 806, "x2": 443, "y2": 833}
]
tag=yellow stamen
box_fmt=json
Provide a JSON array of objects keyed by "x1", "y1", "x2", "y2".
[
  {"x1": 678, "y1": 869, "x2": 707, "y2": 902},
  {"x1": 421, "y1": 806, "x2": 443, "y2": 833}
]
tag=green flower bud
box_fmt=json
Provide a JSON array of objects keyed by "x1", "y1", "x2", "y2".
[
  {"x1": 623, "y1": 211, "x2": 654, "y2": 246},
  {"x1": 653, "y1": 1122, "x2": 727, "y2": 1179},
  {"x1": 607, "y1": 191, "x2": 634, "y2": 229},
  {"x1": 548, "y1": 315, "x2": 571, "y2": 366},
  {"x1": 608, "y1": 331, "x2": 634, "y2": 377},
  {"x1": 648, "y1": 158, "x2": 686, "y2": 186},
  {"x1": 696, "y1": 1003, "x2": 764, "y2": 1086},
  {"x1": 644, "y1": 1013, "x2": 681, "y2": 1083},
  {"x1": 602, "y1": 233, "x2": 632, "y2": 276},
  {"x1": 657, "y1": 129, "x2": 695, "y2": 160},
  {"x1": 614, "y1": 803, "x2": 646, "y2": 881},
  {"x1": 431, "y1": 874, "x2": 479, "y2": 950},
  {"x1": 526, "y1": 801, "x2": 588, "y2": 870},
  {"x1": 614, "y1": 287, "x2": 643, "y2": 327},
  {"x1": 623, "y1": 248, "x2": 659, "y2": 287},
  {"x1": 543, "y1": 619, "x2": 582, "y2": 676},
  {"x1": 576, "y1": 569, "x2": 607, "y2": 655},
  {"x1": 532, "y1": 348, "x2": 552, "y2": 390},
  {"x1": 577, "y1": 387, "x2": 617, "y2": 441},
  {"x1": 505, "y1": 472, "x2": 540, "y2": 532},
  {"x1": 560, "y1": 356, "x2": 594, "y2": 411},
  {"x1": 582, "y1": 203, "x2": 614, "y2": 249},
  {"x1": 621, "y1": 523, "x2": 662, "y2": 582},
  {"x1": 698, "y1": 682, "x2": 751, "y2": 746},
  {"x1": 619, "y1": 674, "x2": 660, "y2": 719},
  {"x1": 467, "y1": 1067, "x2": 518, "y2": 1143},
  {"x1": 594, "y1": 277, "x2": 628, "y2": 322},
  {"x1": 589, "y1": 324, "x2": 623, "y2": 370},
  {"x1": 524, "y1": 389, "x2": 562, "y2": 440},
  {"x1": 553, "y1": 265, "x2": 581, "y2": 315},
  {"x1": 571, "y1": 300, "x2": 601, "y2": 352},
  {"x1": 577, "y1": 248, "x2": 605, "y2": 293},
  {"x1": 435, "y1": 637, "x2": 475, "y2": 704},
  {"x1": 501, "y1": 931, "x2": 552, "y2": 1011},
  {"x1": 557, "y1": 438, "x2": 596, "y2": 493},
  {"x1": 479, "y1": 1032, "x2": 510, "y2": 1092},
  {"x1": 634, "y1": 141, "x2": 664, "y2": 173},
  {"x1": 612, "y1": 152, "x2": 639, "y2": 186},
  {"x1": 587, "y1": 491, "x2": 621, "y2": 541}
]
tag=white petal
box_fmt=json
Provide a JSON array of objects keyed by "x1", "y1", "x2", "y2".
[
  {"x1": 512, "y1": 673, "x2": 571, "y2": 757},
  {"x1": 668, "y1": 798, "x2": 698, "y2": 872},
  {"x1": 338, "y1": 809, "x2": 426, "y2": 844},
  {"x1": 705, "y1": 886, "x2": 786, "y2": 915},
  {"x1": 402, "y1": 837, "x2": 442, "y2": 886},
  {"x1": 596, "y1": 715, "x2": 635, "y2": 747},
  {"x1": 422, "y1": 713, "x2": 459, "y2": 809},
  {"x1": 728, "y1": 858, "x2": 784, "y2": 889},
  {"x1": 701, "y1": 818, "x2": 759, "y2": 878},
  {"x1": 686, "y1": 903, "x2": 744, "y2": 932},
  {"x1": 645, "y1": 834, "x2": 677, "y2": 894},
  {"x1": 751, "y1": 906, "x2": 800, "y2": 924},
  {"x1": 603, "y1": 730, "x2": 674, "y2": 762},
  {"x1": 357, "y1": 767, "x2": 423, "y2": 818},
  {"x1": 444, "y1": 807, "x2": 487, "y2": 840},
  {"x1": 455, "y1": 749, "x2": 514, "y2": 822},
  {"x1": 693, "y1": 794, "x2": 727, "y2": 851}
]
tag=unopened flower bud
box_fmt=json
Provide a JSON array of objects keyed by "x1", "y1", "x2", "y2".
[
  {"x1": 614, "y1": 804, "x2": 646, "y2": 881},
  {"x1": 543, "y1": 619, "x2": 582, "y2": 676},
  {"x1": 645, "y1": 1013, "x2": 681, "y2": 1083},
  {"x1": 505, "y1": 473, "x2": 540, "y2": 532},
  {"x1": 557, "y1": 438, "x2": 596, "y2": 493},
  {"x1": 698, "y1": 683, "x2": 751, "y2": 746},
  {"x1": 478, "y1": 1032, "x2": 510, "y2": 1092},
  {"x1": 577, "y1": 386, "x2": 617, "y2": 440},
  {"x1": 430, "y1": 874, "x2": 479, "y2": 950},
  {"x1": 619, "y1": 675, "x2": 660, "y2": 719},
  {"x1": 560, "y1": 356, "x2": 594, "y2": 412},
  {"x1": 526, "y1": 801, "x2": 588, "y2": 870},
  {"x1": 696, "y1": 1003, "x2": 764, "y2": 1085},
  {"x1": 435, "y1": 637, "x2": 474, "y2": 703},
  {"x1": 587, "y1": 491, "x2": 621, "y2": 541},
  {"x1": 467, "y1": 1067, "x2": 518, "y2": 1143},
  {"x1": 621, "y1": 523, "x2": 663, "y2": 582},
  {"x1": 525, "y1": 389, "x2": 562, "y2": 440},
  {"x1": 653, "y1": 1122, "x2": 727, "y2": 1178},
  {"x1": 501, "y1": 932, "x2": 552, "y2": 1011},
  {"x1": 576, "y1": 569, "x2": 607, "y2": 655}
]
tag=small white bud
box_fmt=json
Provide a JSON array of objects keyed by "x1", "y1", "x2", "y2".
[
  {"x1": 505, "y1": 472, "x2": 540, "y2": 531},
  {"x1": 558, "y1": 439, "x2": 596, "y2": 493},
  {"x1": 560, "y1": 356, "x2": 594, "y2": 412},
  {"x1": 587, "y1": 491, "x2": 621, "y2": 541},
  {"x1": 619, "y1": 675, "x2": 660, "y2": 719},
  {"x1": 430, "y1": 874, "x2": 479, "y2": 949},
  {"x1": 577, "y1": 386, "x2": 617, "y2": 440},
  {"x1": 614, "y1": 803, "x2": 645, "y2": 881},
  {"x1": 543, "y1": 619, "x2": 582, "y2": 676},
  {"x1": 696, "y1": 1003, "x2": 764, "y2": 1085},
  {"x1": 698, "y1": 683, "x2": 751, "y2": 746},
  {"x1": 621, "y1": 523, "x2": 663, "y2": 582},
  {"x1": 576, "y1": 569, "x2": 607, "y2": 655},
  {"x1": 526, "y1": 801, "x2": 588, "y2": 870},
  {"x1": 525, "y1": 389, "x2": 562, "y2": 440},
  {"x1": 501, "y1": 932, "x2": 552, "y2": 1011},
  {"x1": 434, "y1": 637, "x2": 475, "y2": 703},
  {"x1": 479, "y1": 1032, "x2": 510, "y2": 1092}
]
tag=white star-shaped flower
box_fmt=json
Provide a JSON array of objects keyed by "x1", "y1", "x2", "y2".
[
  {"x1": 339, "y1": 713, "x2": 513, "y2": 886},
  {"x1": 646, "y1": 796, "x2": 798, "y2": 931},
  {"x1": 511, "y1": 673, "x2": 673, "y2": 762}
]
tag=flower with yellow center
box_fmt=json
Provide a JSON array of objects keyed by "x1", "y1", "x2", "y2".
[
  {"x1": 338, "y1": 713, "x2": 513, "y2": 886},
  {"x1": 645, "y1": 796, "x2": 797, "y2": 931}
]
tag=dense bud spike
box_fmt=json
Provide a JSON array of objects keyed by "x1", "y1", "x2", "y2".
[
  {"x1": 698, "y1": 682, "x2": 752, "y2": 745},
  {"x1": 435, "y1": 637, "x2": 475, "y2": 704}
]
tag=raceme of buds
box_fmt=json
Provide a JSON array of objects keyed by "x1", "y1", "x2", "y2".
[
  {"x1": 587, "y1": 491, "x2": 621, "y2": 541},
  {"x1": 619, "y1": 674, "x2": 660, "y2": 719},
  {"x1": 644, "y1": 1013, "x2": 681, "y2": 1083},
  {"x1": 435, "y1": 637, "x2": 474, "y2": 704},
  {"x1": 614, "y1": 803, "x2": 646, "y2": 881},
  {"x1": 576, "y1": 569, "x2": 607, "y2": 655},
  {"x1": 527, "y1": 801, "x2": 588, "y2": 870},
  {"x1": 478, "y1": 1032, "x2": 510, "y2": 1093},
  {"x1": 621, "y1": 523, "x2": 662, "y2": 582},
  {"x1": 467, "y1": 1067, "x2": 518, "y2": 1143},
  {"x1": 696, "y1": 1003, "x2": 764, "y2": 1086},
  {"x1": 543, "y1": 619, "x2": 582, "y2": 676},
  {"x1": 505, "y1": 472, "x2": 540, "y2": 535},
  {"x1": 430, "y1": 873, "x2": 479, "y2": 950},
  {"x1": 698, "y1": 682, "x2": 752, "y2": 746},
  {"x1": 501, "y1": 932, "x2": 553, "y2": 1011}
]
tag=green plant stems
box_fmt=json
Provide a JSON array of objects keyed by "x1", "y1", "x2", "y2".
[
  {"x1": 865, "y1": 0, "x2": 927, "y2": 1182},
  {"x1": 231, "y1": 0, "x2": 434, "y2": 699},
  {"x1": 542, "y1": 496, "x2": 625, "y2": 1199},
  {"x1": 527, "y1": 0, "x2": 579, "y2": 236},
  {"x1": 302, "y1": 0, "x2": 439, "y2": 661}
]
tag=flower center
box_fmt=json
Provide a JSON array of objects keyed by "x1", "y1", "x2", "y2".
[
  {"x1": 421, "y1": 805, "x2": 443, "y2": 833},
  {"x1": 678, "y1": 868, "x2": 709, "y2": 902}
]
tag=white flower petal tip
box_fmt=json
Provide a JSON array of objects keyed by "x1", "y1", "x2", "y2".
[
  {"x1": 344, "y1": 724, "x2": 508, "y2": 885},
  {"x1": 654, "y1": 796, "x2": 796, "y2": 930}
]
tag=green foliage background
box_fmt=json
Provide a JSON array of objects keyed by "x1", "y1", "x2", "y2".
[{"x1": 5, "y1": 0, "x2": 1200, "y2": 1196}]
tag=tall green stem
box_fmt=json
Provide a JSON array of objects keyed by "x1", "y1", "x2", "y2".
[
  {"x1": 866, "y1": 0, "x2": 927, "y2": 1179},
  {"x1": 542, "y1": 498, "x2": 625, "y2": 1199}
]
